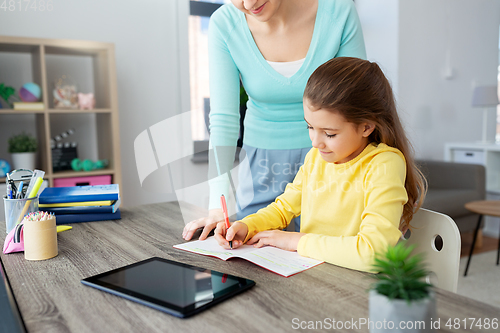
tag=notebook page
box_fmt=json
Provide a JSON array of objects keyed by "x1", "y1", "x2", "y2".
[
  {"x1": 237, "y1": 246, "x2": 323, "y2": 277},
  {"x1": 174, "y1": 237, "x2": 323, "y2": 277},
  {"x1": 173, "y1": 237, "x2": 257, "y2": 260}
]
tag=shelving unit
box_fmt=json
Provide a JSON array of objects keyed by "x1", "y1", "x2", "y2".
[{"x1": 0, "y1": 35, "x2": 121, "y2": 190}]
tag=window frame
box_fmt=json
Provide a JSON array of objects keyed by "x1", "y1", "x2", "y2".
[{"x1": 189, "y1": 1, "x2": 223, "y2": 163}]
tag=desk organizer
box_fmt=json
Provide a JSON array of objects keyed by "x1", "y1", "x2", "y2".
[
  {"x1": 23, "y1": 212, "x2": 58, "y2": 261},
  {"x1": 3, "y1": 195, "x2": 39, "y2": 234}
]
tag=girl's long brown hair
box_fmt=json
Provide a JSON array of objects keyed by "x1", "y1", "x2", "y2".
[{"x1": 304, "y1": 57, "x2": 427, "y2": 230}]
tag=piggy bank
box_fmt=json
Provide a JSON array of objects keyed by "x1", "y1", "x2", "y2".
[{"x1": 78, "y1": 93, "x2": 95, "y2": 110}]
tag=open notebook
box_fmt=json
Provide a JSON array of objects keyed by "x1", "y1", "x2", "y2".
[{"x1": 174, "y1": 237, "x2": 323, "y2": 277}]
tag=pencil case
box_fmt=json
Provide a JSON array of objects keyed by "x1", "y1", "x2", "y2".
[{"x1": 3, "y1": 223, "x2": 25, "y2": 254}]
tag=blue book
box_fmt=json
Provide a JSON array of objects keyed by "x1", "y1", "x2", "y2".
[
  {"x1": 39, "y1": 184, "x2": 119, "y2": 204},
  {"x1": 45, "y1": 198, "x2": 121, "y2": 215},
  {"x1": 54, "y1": 209, "x2": 121, "y2": 224}
]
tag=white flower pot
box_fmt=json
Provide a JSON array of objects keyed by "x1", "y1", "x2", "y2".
[
  {"x1": 369, "y1": 290, "x2": 437, "y2": 333},
  {"x1": 11, "y1": 152, "x2": 36, "y2": 170}
]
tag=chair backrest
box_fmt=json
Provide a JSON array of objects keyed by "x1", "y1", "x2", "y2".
[{"x1": 399, "y1": 208, "x2": 461, "y2": 293}]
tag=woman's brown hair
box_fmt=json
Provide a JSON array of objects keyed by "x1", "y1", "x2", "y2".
[{"x1": 304, "y1": 57, "x2": 427, "y2": 230}]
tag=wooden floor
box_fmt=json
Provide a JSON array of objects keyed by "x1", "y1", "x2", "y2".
[{"x1": 460, "y1": 231, "x2": 499, "y2": 257}]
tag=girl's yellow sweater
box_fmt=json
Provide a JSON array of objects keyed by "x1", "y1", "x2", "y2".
[{"x1": 241, "y1": 143, "x2": 407, "y2": 272}]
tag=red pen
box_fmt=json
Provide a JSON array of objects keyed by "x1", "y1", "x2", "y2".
[{"x1": 220, "y1": 195, "x2": 232, "y2": 249}]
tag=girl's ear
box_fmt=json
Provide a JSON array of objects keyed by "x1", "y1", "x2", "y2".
[{"x1": 361, "y1": 122, "x2": 376, "y2": 137}]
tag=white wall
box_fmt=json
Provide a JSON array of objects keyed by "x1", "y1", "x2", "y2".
[
  {"x1": 0, "y1": 0, "x2": 191, "y2": 208},
  {"x1": 358, "y1": 0, "x2": 500, "y2": 160},
  {"x1": 356, "y1": 0, "x2": 399, "y2": 95},
  {"x1": 398, "y1": 0, "x2": 500, "y2": 159}
]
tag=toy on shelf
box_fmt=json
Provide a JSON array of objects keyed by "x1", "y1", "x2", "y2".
[
  {"x1": 71, "y1": 158, "x2": 108, "y2": 172},
  {"x1": 53, "y1": 75, "x2": 78, "y2": 109},
  {"x1": 78, "y1": 93, "x2": 95, "y2": 110},
  {"x1": 52, "y1": 128, "x2": 75, "y2": 143},
  {"x1": 19, "y1": 83, "x2": 41, "y2": 102},
  {"x1": 0, "y1": 83, "x2": 20, "y2": 108},
  {"x1": 51, "y1": 128, "x2": 78, "y2": 172},
  {"x1": 0, "y1": 159, "x2": 11, "y2": 177}
]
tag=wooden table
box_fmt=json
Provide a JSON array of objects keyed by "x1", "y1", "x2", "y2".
[
  {"x1": 1, "y1": 202, "x2": 499, "y2": 333},
  {"x1": 464, "y1": 200, "x2": 500, "y2": 276}
]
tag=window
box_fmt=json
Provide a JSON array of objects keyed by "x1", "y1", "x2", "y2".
[{"x1": 189, "y1": 0, "x2": 229, "y2": 142}]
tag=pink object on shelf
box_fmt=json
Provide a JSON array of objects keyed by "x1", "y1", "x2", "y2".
[
  {"x1": 78, "y1": 93, "x2": 95, "y2": 110},
  {"x1": 53, "y1": 175, "x2": 112, "y2": 187}
]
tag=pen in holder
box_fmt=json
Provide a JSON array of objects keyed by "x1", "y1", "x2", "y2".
[
  {"x1": 3, "y1": 195, "x2": 39, "y2": 234},
  {"x1": 23, "y1": 211, "x2": 58, "y2": 261}
]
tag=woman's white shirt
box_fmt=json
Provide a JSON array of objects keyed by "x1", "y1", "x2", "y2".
[{"x1": 266, "y1": 58, "x2": 306, "y2": 78}]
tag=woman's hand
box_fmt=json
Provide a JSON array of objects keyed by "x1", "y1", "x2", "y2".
[
  {"x1": 247, "y1": 231, "x2": 306, "y2": 252},
  {"x1": 214, "y1": 221, "x2": 248, "y2": 250},
  {"x1": 182, "y1": 209, "x2": 224, "y2": 241}
]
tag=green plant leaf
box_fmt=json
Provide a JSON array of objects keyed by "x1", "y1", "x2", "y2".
[
  {"x1": 369, "y1": 243, "x2": 432, "y2": 301},
  {"x1": 240, "y1": 85, "x2": 248, "y2": 108},
  {"x1": 8, "y1": 132, "x2": 37, "y2": 153},
  {"x1": 0, "y1": 83, "x2": 17, "y2": 108}
]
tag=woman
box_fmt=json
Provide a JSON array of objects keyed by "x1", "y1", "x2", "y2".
[{"x1": 183, "y1": 0, "x2": 366, "y2": 240}]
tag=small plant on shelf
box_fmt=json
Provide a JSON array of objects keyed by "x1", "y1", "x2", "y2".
[{"x1": 8, "y1": 132, "x2": 37, "y2": 153}]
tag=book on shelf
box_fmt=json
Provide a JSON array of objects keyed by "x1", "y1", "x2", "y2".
[
  {"x1": 54, "y1": 209, "x2": 121, "y2": 224},
  {"x1": 13, "y1": 102, "x2": 44, "y2": 110},
  {"x1": 39, "y1": 184, "x2": 119, "y2": 204},
  {"x1": 174, "y1": 237, "x2": 323, "y2": 277},
  {"x1": 43, "y1": 198, "x2": 120, "y2": 214}
]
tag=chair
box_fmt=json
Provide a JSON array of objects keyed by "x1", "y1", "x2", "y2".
[{"x1": 399, "y1": 208, "x2": 461, "y2": 293}]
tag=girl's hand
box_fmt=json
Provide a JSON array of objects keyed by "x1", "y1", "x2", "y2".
[
  {"x1": 182, "y1": 209, "x2": 224, "y2": 241},
  {"x1": 247, "y1": 231, "x2": 306, "y2": 252},
  {"x1": 214, "y1": 221, "x2": 248, "y2": 249}
]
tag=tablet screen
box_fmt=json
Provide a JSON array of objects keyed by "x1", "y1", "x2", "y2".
[{"x1": 81, "y1": 257, "x2": 255, "y2": 318}]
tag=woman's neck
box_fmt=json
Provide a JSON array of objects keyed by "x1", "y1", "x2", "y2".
[
  {"x1": 245, "y1": 0, "x2": 318, "y2": 62},
  {"x1": 247, "y1": 0, "x2": 317, "y2": 32}
]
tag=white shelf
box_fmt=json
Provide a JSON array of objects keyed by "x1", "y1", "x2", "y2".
[{"x1": 444, "y1": 142, "x2": 500, "y2": 194}]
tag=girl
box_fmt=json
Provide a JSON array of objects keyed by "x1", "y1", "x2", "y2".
[
  {"x1": 182, "y1": 0, "x2": 366, "y2": 241},
  {"x1": 214, "y1": 57, "x2": 427, "y2": 272}
]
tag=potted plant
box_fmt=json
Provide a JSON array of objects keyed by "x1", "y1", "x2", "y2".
[
  {"x1": 8, "y1": 132, "x2": 38, "y2": 170},
  {"x1": 368, "y1": 243, "x2": 436, "y2": 333}
]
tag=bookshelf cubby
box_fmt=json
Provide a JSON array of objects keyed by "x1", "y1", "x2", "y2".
[{"x1": 0, "y1": 35, "x2": 121, "y2": 190}]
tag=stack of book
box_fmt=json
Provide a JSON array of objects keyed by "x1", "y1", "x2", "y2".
[{"x1": 39, "y1": 184, "x2": 121, "y2": 224}]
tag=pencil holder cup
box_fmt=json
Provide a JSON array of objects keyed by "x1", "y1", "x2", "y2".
[
  {"x1": 3, "y1": 195, "x2": 39, "y2": 234},
  {"x1": 23, "y1": 214, "x2": 58, "y2": 261}
]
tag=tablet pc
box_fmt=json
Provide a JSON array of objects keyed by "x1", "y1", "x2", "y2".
[{"x1": 81, "y1": 257, "x2": 256, "y2": 318}]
